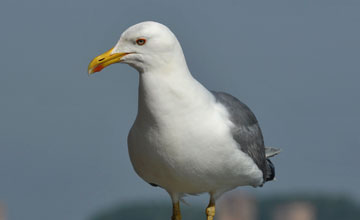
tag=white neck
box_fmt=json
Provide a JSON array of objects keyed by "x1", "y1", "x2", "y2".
[{"x1": 136, "y1": 67, "x2": 213, "y2": 125}]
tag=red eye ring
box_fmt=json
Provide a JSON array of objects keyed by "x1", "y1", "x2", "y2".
[{"x1": 136, "y1": 38, "x2": 146, "y2": 45}]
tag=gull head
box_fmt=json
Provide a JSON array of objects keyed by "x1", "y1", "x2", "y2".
[{"x1": 88, "y1": 21, "x2": 186, "y2": 74}]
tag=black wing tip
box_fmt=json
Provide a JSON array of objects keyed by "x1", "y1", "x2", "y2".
[{"x1": 265, "y1": 159, "x2": 276, "y2": 182}]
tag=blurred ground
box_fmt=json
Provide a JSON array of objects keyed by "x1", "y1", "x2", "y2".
[{"x1": 89, "y1": 192, "x2": 360, "y2": 220}]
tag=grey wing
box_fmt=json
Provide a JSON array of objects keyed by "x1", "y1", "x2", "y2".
[{"x1": 212, "y1": 91, "x2": 268, "y2": 180}]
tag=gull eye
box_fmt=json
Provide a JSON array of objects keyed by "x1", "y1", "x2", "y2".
[{"x1": 136, "y1": 38, "x2": 146, "y2": 46}]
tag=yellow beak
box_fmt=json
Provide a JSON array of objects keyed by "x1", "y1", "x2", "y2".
[{"x1": 87, "y1": 47, "x2": 129, "y2": 75}]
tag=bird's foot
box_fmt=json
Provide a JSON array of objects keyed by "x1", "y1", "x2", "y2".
[{"x1": 205, "y1": 203, "x2": 215, "y2": 220}]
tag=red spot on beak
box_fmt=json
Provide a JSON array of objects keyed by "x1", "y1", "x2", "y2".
[{"x1": 93, "y1": 64, "x2": 104, "y2": 73}]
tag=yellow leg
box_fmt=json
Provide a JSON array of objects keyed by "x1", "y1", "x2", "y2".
[
  {"x1": 172, "y1": 201, "x2": 181, "y2": 220},
  {"x1": 205, "y1": 198, "x2": 215, "y2": 220}
]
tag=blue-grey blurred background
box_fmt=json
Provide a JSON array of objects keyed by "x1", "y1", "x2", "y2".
[{"x1": 0, "y1": 0, "x2": 359, "y2": 219}]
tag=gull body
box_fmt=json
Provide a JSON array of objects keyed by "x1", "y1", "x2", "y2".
[
  {"x1": 88, "y1": 21, "x2": 280, "y2": 220},
  {"x1": 128, "y1": 67, "x2": 263, "y2": 196}
]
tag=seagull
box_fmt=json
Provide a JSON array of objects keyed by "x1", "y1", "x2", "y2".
[{"x1": 88, "y1": 21, "x2": 280, "y2": 220}]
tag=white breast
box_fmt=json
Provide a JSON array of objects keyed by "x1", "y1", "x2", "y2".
[{"x1": 127, "y1": 71, "x2": 263, "y2": 194}]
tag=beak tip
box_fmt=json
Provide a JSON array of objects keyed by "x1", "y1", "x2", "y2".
[{"x1": 87, "y1": 64, "x2": 103, "y2": 75}]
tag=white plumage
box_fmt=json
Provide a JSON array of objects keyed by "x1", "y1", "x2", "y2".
[
  {"x1": 128, "y1": 70, "x2": 263, "y2": 197},
  {"x1": 88, "y1": 21, "x2": 279, "y2": 220}
]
